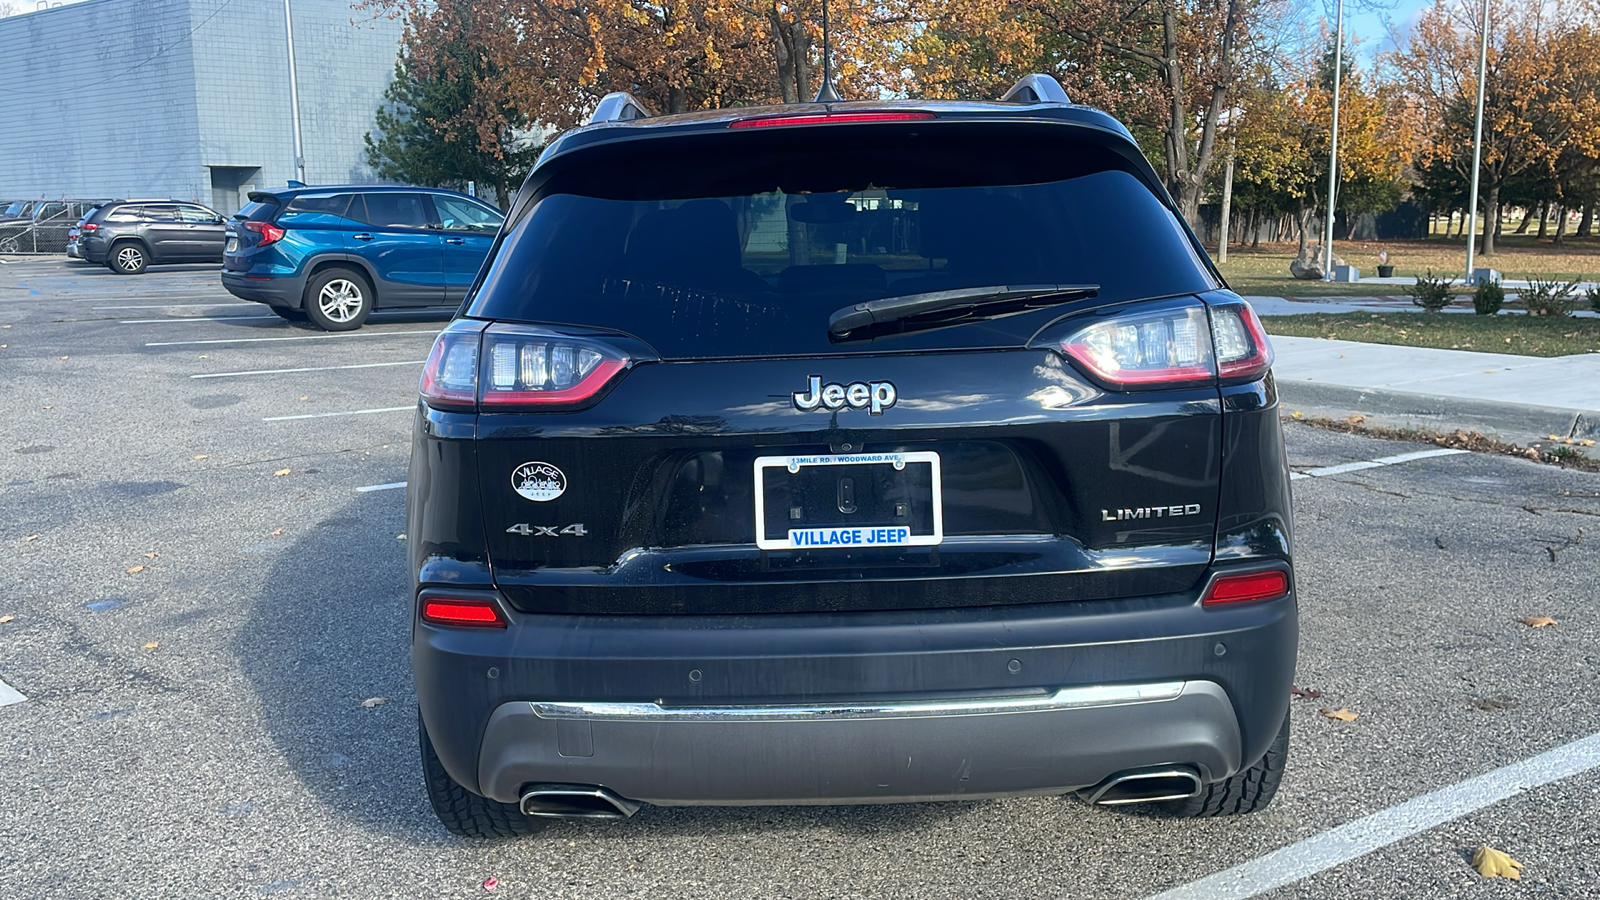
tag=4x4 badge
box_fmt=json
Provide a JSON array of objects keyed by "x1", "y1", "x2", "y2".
[
  {"x1": 792, "y1": 375, "x2": 897, "y2": 415},
  {"x1": 512, "y1": 462, "x2": 566, "y2": 502}
]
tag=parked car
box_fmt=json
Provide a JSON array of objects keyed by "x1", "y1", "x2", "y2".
[
  {"x1": 64, "y1": 203, "x2": 111, "y2": 259},
  {"x1": 406, "y1": 75, "x2": 1296, "y2": 838},
  {"x1": 220, "y1": 185, "x2": 504, "y2": 330},
  {"x1": 0, "y1": 200, "x2": 102, "y2": 253},
  {"x1": 78, "y1": 200, "x2": 227, "y2": 273}
]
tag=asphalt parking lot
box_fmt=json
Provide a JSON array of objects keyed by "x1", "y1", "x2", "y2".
[{"x1": 2, "y1": 257, "x2": 1598, "y2": 899}]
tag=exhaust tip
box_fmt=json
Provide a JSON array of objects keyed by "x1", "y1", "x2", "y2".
[
  {"x1": 1081, "y1": 766, "x2": 1202, "y2": 806},
  {"x1": 519, "y1": 784, "x2": 641, "y2": 819}
]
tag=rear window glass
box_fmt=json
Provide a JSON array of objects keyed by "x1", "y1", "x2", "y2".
[{"x1": 468, "y1": 126, "x2": 1215, "y2": 358}]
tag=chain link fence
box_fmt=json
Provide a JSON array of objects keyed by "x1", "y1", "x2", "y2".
[{"x1": 0, "y1": 201, "x2": 102, "y2": 255}]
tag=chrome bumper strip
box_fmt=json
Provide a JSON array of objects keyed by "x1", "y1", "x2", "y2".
[{"x1": 529, "y1": 681, "x2": 1189, "y2": 723}]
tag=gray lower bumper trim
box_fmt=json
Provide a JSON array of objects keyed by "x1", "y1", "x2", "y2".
[
  {"x1": 478, "y1": 680, "x2": 1242, "y2": 806},
  {"x1": 530, "y1": 681, "x2": 1186, "y2": 723}
]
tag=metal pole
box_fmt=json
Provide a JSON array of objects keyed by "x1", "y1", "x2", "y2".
[
  {"x1": 283, "y1": 0, "x2": 307, "y2": 183},
  {"x1": 1322, "y1": 0, "x2": 1344, "y2": 282},
  {"x1": 1218, "y1": 129, "x2": 1236, "y2": 263},
  {"x1": 1464, "y1": 0, "x2": 1491, "y2": 282}
]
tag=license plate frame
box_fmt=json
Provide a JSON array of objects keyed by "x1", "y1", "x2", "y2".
[{"x1": 753, "y1": 451, "x2": 943, "y2": 551}]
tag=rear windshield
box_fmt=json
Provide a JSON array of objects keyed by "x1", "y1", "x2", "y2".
[
  {"x1": 468, "y1": 125, "x2": 1216, "y2": 358},
  {"x1": 234, "y1": 200, "x2": 279, "y2": 222}
]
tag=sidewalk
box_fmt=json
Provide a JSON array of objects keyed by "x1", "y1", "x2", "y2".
[{"x1": 1246, "y1": 297, "x2": 1600, "y2": 441}]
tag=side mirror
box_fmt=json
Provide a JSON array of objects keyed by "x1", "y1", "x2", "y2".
[{"x1": 214, "y1": 215, "x2": 226, "y2": 224}]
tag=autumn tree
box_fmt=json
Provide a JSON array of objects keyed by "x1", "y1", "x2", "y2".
[{"x1": 361, "y1": 0, "x2": 540, "y2": 207}]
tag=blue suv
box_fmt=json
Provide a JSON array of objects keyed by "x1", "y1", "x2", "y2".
[{"x1": 221, "y1": 185, "x2": 504, "y2": 330}]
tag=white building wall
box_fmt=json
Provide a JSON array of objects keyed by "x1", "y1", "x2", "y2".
[{"x1": 0, "y1": 0, "x2": 403, "y2": 210}]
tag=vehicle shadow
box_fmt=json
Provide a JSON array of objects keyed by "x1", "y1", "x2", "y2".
[{"x1": 236, "y1": 496, "x2": 974, "y2": 844}]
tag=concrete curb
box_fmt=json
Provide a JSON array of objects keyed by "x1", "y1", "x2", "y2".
[{"x1": 1275, "y1": 379, "x2": 1600, "y2": 444}]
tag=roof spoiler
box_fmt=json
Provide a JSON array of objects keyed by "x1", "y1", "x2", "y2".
[
  {"x1": 1000, "y1": 74, "x2": 1071, "y2": 105},
  {"x1": 587, "y1": 92, "x2": 654, "y2": 126}
]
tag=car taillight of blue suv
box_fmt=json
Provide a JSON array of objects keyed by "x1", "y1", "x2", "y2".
[{"x1": 221, "y1": 185, "x2": 504, "y2": 330}]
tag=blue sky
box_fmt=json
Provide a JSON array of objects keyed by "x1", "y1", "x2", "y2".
[{"x1": 1339, "y1": 0, "x2": 1438, "y2": 63}]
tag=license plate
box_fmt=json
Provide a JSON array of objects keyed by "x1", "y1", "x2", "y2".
[
  {"x1": 225, "y1": 237, "x2": 238, "y2": 253},
  {"x1": 753, "y1": 452, "x2": 942, "y2": 551}
]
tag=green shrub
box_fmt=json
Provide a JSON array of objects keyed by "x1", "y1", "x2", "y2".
[
  {"x1": 1472, "y1": 278, "x2": 1505, "y2": 315},
  {"x1": 1522, "y1": 277, "x2": 1580, "y2": 317},
  {"x1": 1587, "y1": 283, "x2": 1600, "y2": 314},
  {"x1": 1409, "y1": 271, "x2": 1454, "y2": 313}
]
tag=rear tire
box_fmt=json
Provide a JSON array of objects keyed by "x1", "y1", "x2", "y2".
[
  {"x1": 109, "y1": 242, "x2": 148, "y2": 274},
  {"x1": 1139, "y1": 707, "x2": 1289, "y2": 818},
  {"x1": 269, "y1": 306, "x2": 308, "y2": 322},
  {"x1": 419, "y1": 713, "x2": 548, "y2": 838},
  {"x1": 303, "y1": 267, "x2": 372, "y2": 331}
]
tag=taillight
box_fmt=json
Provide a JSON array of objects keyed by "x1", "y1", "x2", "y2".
[
  {"x1": 1202, "y1": 570, "x2": 1290, "y2": 606},
  {"x1": 1051, "y1": 300, "x2": 1274, "y2": 389},
  {"x1": 418, "y1": 321, "x2": 632, "y2": 412},
  {"x1": 243, "y1": 221, "x2": 285, "y2": 245},
  {"x1": 729, "y1": 111, "x2": 936, "y2": 129},
  {"x1": 81, "y1": 223, "x2": 98, "y2": 232},
  {"x1": 420, "y1": 596, "x2": 506, "y2": 627},
  {"x1": 1209, "y1": 302, "x2": 1274, "y2": 380}
]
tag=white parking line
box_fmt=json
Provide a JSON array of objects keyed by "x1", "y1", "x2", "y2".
[
  {"x1": 356, "y1": 482, "x2": 407, "y2": 493},
  {"x1": 263, "y1": 405, "x2": 413, "y2": 422},
  {"x1": 0, "y1": 675, "x2": 25, "y2": 708},
  {"x1": 95, "y1": 303, "x2": 253, "y2": 310},
  {"x1": 146, "y1": 330, "x2": 438, "y2": 347},
  {"x1": 120, "y1": 315, "x2": 277, "y2": 324},
  {"x1": 1290, "y1": 448, "x2": 1469, "y2": 481},
  {"x1": 1149, "y1": 729, "x2": 1600, "y2": 900},
  {"x1": 192, "y1": 360, "x2": 427, "y2": 380}
]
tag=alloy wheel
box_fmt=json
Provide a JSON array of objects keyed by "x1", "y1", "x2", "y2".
[
  {"x1": 317, "y1": 279, "x2": 365, "y2": 323},
  {"x1": 116, "y1": 246, "x2": 144, "y2": 270}
]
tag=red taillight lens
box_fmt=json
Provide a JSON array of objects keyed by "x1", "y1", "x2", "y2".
[
  {"x1": 1054, "y1": 300, "x2": 1274, "y2": 389},
  {"x1": 1061, "y1": 305, "x2": 1216, "y2": 387},
  {"x1": 1209, "y1": 302, "x2": 1274, "y2": 380},
  {"x1": 243, "y1": 221, "x2": 285, "y2": 245},
  {"x1": 418, "y1": 322, "x2": 632, "y2": 412},
  {"x1": 81, "y1": 223, "x2": 98, "y2": 232},
  {"x1": 1202, "y1": 570, "x2": 1289, "y2": 606},
  {"x1": 420, "y1": 597, "x2": 506, "y2": 627},
  {"x1": 730, "y1": 111, "x2": 936, "y2": 129}
]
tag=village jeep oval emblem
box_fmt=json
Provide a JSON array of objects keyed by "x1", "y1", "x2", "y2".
[{"x1": 512, "y1": 461, "x2": 567, "y2": 502}]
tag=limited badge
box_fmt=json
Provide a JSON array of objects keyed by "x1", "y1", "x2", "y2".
[{"x1": 511, "y1": 461, "x2": 566, "y2": 502}]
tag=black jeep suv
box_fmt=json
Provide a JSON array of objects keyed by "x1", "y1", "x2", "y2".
[{"x1": 407, "y1": 75, "x2": 1296, "y2": 837}]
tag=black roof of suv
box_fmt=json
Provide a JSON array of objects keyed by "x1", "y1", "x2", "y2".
[{"x1": 408, "y1": 75, "x2": 1295, "y2": 838}]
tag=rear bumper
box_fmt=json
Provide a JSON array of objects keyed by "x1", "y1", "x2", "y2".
[
  {"x1": 477, "y1": 680, "x2": 1240, "y2": 805},
  {"x1": 221, "y1": 270, "x2": 304, "y2": 307},
  {"x1": 414, "y1": 582, "x2": 1296, "y2": 806}
]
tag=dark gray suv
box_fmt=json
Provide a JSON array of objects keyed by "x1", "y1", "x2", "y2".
[{"x1": 80, "y1": 200, "x2": 228, "y2": 274}]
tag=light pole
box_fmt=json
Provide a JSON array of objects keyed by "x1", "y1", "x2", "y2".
[
  {"x1": 283, "y1": 0, "x2": 307, "y2": 184},
  {"x1": 1321, "y1": 0, "x2": 1345, "y2": 282},
  {"x1": 1464, "y1": 0, "x2": 1491, "y2": 282}
]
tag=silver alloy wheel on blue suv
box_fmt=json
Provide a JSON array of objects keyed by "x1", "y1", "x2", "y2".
[{"x1": 304, "y1": 268, "x2": 373, "y2": 331}]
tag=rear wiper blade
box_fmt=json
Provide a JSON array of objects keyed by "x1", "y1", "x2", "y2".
[{"x1": 828, "y1": 284, "x2": 1100, "y2": 340}]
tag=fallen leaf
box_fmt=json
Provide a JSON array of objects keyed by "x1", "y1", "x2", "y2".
[
  {"x1": 361, "y1": 697, "x2": 388, "y2": 708},
  {"x1": 0, "y1": 615, "x2": 14, "y2": 624},
  {"x1": 1582, "y1": 439, "x2": 1596, "y2": 447},
  {"x1": 1522, "y1": 615, "x2": 1558, "y2": 628},
  {"x1": 41, "y1": 406, "x2": 51, "y2": 410},
  {"x1": 299, "y1": 396, "x2": 309, "y2": 401},
  {"x1": 273, "y1": 468, "x2": 292, "y2": 477},
  {"x1": 192, "y1": 454, "x2": 209, "y2": 461},
  {"x1": 57, "y1": 355, "x2": 68, "y2": 360},
  {"x1": 1472, "y1": 845, "x2": 1523, "y2": 880},
  {"x1": 198, "y1": 354, "x2": 209, "y2": 359},
  {"x1": 483, "y1": 876, "x2": 499, "y2": 890},
  {"x1": 1547, "y1": 434, "x2": 1562, "y2": 441},
  {"x1": 269, "y1": 528, "x2": 283, "y2": 536},
  {"x1": 125, "y1": 565, "x2": 145, "y2": 574},
  {"x1": 142, "y1": 641, "x2": 159, "y2": 650},
  {"x1": 1319, "y1": 707, "x2": 1359, "y2": 722},
  {"x1": 396, "y1": 533, "x2": 407, "y2": 541},
  {"x1": 1346, "y1": 414, "x2": 1366, "y2": 426},
  {"x1": 1291, "y1": 410, "x2": 1304, "y2": 419},
  {"x1": 1291, "y1": 685, "x2": 1323, "y2": 700},
  {"x1": 144, "y1": 551, "x2": 159, "y2": 559},
  {"x1": 24, "y1": 534, "x2": 39, "y2": 542}
]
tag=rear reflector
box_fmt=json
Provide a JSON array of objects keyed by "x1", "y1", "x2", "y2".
[
  {"x1": 420, "y1": 597, "x2": 506, "y2": 627},
  {"x1": 730, "y1": 111, "x2": 936, "y2": 129},
  {"x1": 1202, "y1": 570, "x2": 1289, "y2": 606}
]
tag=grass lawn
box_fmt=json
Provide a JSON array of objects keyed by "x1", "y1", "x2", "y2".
[
  {"x1": 1215, "y1": 236, "x2": 1600, "y2": 297},
  {"x1": 1262, "y1": 312, "x2": 1600, "y2": 357}
]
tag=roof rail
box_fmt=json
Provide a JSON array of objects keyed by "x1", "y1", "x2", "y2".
[
  {"x1": 588, "y1": 92, "x2": 654, "y2": 126},
  {"x1": 1000, "y1": 74, "x2": 1071, "y2": 105}
]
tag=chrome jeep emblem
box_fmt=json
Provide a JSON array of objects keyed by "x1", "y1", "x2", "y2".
[{"x1": 792, "y1": 375, "x2": 897, "y2": 415}]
